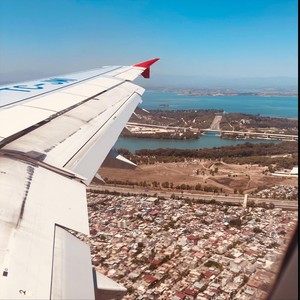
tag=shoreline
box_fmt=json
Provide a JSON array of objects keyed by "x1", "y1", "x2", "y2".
[{"x1": 125, "y1": 109, "x2": 298, "y2": 143}]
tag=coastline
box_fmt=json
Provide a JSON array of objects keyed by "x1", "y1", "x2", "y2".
[
  {"x1": 141, "y1": 91, "x2": 298, "y2": 119},
  {"x1": 118, "y1": 108, "x2": 298, "y2": 151}
]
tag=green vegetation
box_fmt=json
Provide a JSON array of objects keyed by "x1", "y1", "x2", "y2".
[
  {"x1": 128, "y1": 108, "x2": 222, "y2": 129},
  {"x1": 221, "y1": 112, "x2": 298, "y2": 134},
  {"x1": 204, "y1": 260, "x2": 223, "y2": 270},
  {"x1": 103, "y1": 177, "x2": 224, "y2": 194},
  {"x1": 118, "y1": 141, "x2": 298, "y2": 169},
  {"x1": 229, "y1": 218, "x2": 242, "y2": 229},
  {"x1": 127, "y1": 109, "x2": 298, "y2": 136},
  {"x1": 253, "y1": 226, "x2": 263, "y2": 233}
]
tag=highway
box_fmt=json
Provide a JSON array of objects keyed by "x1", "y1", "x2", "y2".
[
  {"x1": 127, "y1": 122, "x2": 297, "y2": 141},
  {"x1": 220, "y1": 130, "x2": 298, "y2": 141},
  {"x1": 88, "y1": 185, "x2": 298, "y2": 210},
  {"x1": 127, "y1": 122, "x2": 187, "y2": 130}
]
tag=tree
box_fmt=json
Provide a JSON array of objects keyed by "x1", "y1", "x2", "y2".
[
  {"x1": 195, "y1": 183, "x2": 202, "y2": 190},
  {"x1": 162, "y1": 181, "x2": 169, "y2": 188},
  {"x1": 268, "y1": 165, "x2": 275, "y2": 173},
  {"x1": 229, "y1": 218, "x2": 242, "y2": 229},
  {"x1": 269, "y1": 202, "x2": 275, "y2": 209},
  {"x1": 127, "y1": 286, "x2": 135, "y2": 294},
  {"x1": 161, "y1": 255, "x2": 170, "y2": 264},
  {"x1": 260, "y1": 202, "x2": 268, "y2": 209},
  {"x1": 149, "y1": 264, "x2": 157, "y2": 271},
  {"x1": 137, "y1": 242, "x2": 144, "y2": 248},
  {"x1": 247, "y1": 200, "x2": 255, "y2": 207},
  {"x1": 267, "y1": 242, "x2": 279, "y2": 249},
  {"x1": 152, "y1": 181, "x2": 159, "y2": 188},
  {"x1": 181, "y1": 269, "x2": 190, "y2": 277},
  {"x1": 253, "y1": 227, "x2": 262, "y2": 233}
]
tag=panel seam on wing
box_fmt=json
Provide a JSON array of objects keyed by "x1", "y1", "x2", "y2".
[
  {"x1": 62, "y1": 91, "x2": 137, "y2": 167},
  {"x1": 0, "y1": 81, "x2": 128, "y2": 148},
  {"x1": 0, "y1": 150, "x2": 86, "y2": 182}
]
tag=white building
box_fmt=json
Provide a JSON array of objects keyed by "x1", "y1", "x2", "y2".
[{"x1": 290, "y1": 166, "x2": 298, "y2": 175}]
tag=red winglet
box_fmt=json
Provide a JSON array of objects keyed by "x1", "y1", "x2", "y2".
[{"x1": 133, "y1": 58, "x2": 159, "y2": 78}]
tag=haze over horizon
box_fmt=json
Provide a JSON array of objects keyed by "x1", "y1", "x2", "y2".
[{"x1": 0, "y1": 0, "x2": 298, "y2": 90}]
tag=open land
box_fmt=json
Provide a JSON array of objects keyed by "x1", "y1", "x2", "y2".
[
  {"x1": 101, "y1": 136, "x2": 298, "y2": 199},
  {"x1": 99, "y1": 160, "x2": 298, "y2": 199}
]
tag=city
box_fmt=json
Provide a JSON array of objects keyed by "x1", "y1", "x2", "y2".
[{"x1": 73, "y1": 191, "x2": 297, "y2": 299}]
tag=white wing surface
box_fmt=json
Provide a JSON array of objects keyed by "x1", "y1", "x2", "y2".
[{"x1": 0, "y1": 58, "x2": 159, "y2": 299}]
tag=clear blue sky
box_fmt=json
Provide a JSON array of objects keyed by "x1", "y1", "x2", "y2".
[{"x1": 0, "y1": 0, "x2": 298, "y2": 87}]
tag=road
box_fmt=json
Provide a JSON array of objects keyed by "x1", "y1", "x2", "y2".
[
  {"x1": 221, "y1": 130, "x2": 298, "y2": 140},
  {"x1": 127, "y1": 122, "x2": 186, "y2": 130},
  {"x1": 88, "y1": 185, "x2": 298, "y2": 210},
  {"x1": 127, "y1": 122, "x2": 297, "y2": 141}
]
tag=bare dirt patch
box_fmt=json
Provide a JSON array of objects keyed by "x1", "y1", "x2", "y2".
[{"x1": 99, "y1": 160, "x2": 298, "y2": 195}]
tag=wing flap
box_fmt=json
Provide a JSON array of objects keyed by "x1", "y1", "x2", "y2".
[
  {"x1": 51, "y1": 226, "x2": 95, "y2": 300},
  {"x1": 65, "y1": 93, "x2": 142, "y2": 184},
  {"x1": 2, "y1": 81, "x2": 144, "y2": 184},
  {"x1": 94, "y1": 271, "x2": 127, "y2": 300}
]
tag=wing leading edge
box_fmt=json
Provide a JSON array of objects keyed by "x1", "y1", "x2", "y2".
[{"x1": 0, "y1": 58, "x2": 159, "y2": 299}]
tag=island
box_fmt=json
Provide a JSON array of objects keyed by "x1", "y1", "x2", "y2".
[{"x1": 121, "y1": 108, "x2": 298, "y2": 141}]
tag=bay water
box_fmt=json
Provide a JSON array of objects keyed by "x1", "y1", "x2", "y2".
[
  {"x1": 140, "y1": 91, "x2": 298, "y2": 118},
  {"x1": 114, "y1": 91, "x2": 297, "y2": 152}
]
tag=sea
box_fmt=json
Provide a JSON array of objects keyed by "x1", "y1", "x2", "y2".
[
  {"x1": 114, "y1": 91, "x2": 298, "y2": 152},
  {"x1": 139, "y1": 91, "x2": 298, "y2": 118}
]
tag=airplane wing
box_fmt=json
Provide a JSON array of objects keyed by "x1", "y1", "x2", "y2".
[{"x1": 0, "y1": 58, "x2": 159, "y2": 299}]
